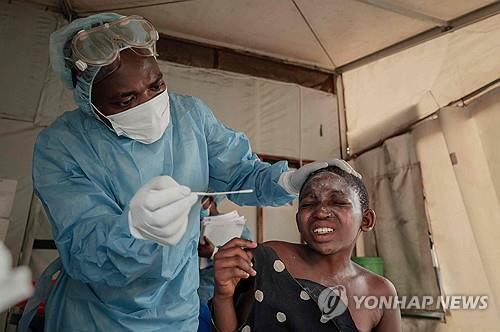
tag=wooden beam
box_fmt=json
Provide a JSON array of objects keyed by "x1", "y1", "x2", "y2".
[
  {"x1": 256, "y1": 207, "x2": 264, "y2": 244},
  {"x1": 257, "y1": 154, "x2": 315, "y2": 169},
  {"x1": 156, "y1": 34, "x2": 336, "y2": 93},
  {"x1": 337, "y1": 1, "x2": 500, "y2": 73}
]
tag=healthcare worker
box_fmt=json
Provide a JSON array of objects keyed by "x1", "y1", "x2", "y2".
[{"x1": 23, "y1": 13, "x2": 330, "y2": 331}]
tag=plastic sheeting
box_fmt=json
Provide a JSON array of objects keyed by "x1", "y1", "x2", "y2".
[
  {"x1": 472, "y1": 87, "x2": 500, "y2": 203},
  {"x1": 343, "y1": 14, "x2": 500, "y2": 153},
  {"x1": 0, "y1": 2, "x2": 59, "y2": 122},
  {"x1": 353, "y1": 133, "x2": 440, "y2": 303},
  {"x1": 160, "y1": 61, "x2": 340, "y2": 160},
  {"x1": 412, "y1": 92, "x2": 500, "y2": 330},
  {"x1": 436, "y1": 89, "x2": 500, "y2": 314},
  {"x1": 0, "y1": 120, "x2": 42, "y2": 264},
  {"x1": 65, "y1": 0, "x2": 494, "y2": 69}
]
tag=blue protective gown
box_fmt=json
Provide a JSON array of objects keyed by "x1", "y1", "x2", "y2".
[{"x1": 32, "y1": 92, "x2": 294, "y2": 331}]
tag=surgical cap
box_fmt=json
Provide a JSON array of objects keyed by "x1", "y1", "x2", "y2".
[{"x1": 49, "y1": 13, "x2": 124, "y2": 115}]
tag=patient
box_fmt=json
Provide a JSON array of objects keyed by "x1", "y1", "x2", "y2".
[{"x1": 213, "y1": 161, "x2": 401, "y2": 331}]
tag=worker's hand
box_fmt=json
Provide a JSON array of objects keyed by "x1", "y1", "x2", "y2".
[
  {"x1": 198, "y1": 236, "x2": 215, "y2": 258},
  {"x1": 128, "y1": 176, "x2": 198, "y2": 246},
  {"x1": 278, "y1": 161, "x2": 328, "y2": 195},
  {"x1": 214, "y1": 238, "x2": 257, "y2": 300}
]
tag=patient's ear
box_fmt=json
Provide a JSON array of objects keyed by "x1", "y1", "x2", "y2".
[{"x1": 360, "y1": 209, "x2": 376, "y2": 232}]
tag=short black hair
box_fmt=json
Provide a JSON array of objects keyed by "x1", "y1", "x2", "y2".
[{"x1": 299, "y1": 165, "x2": 369, "y2": 211}]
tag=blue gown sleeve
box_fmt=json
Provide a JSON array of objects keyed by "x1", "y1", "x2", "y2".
[
  {"x1": 197, "y1": 98, "x2": 296, "y2": 207},
  {"x1": 32, "y1": 130, "x2": 162, "y2": 287}
]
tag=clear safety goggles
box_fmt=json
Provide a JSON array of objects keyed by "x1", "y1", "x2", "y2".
[{"x1": 71, "y1": 15, "x2": 159, "y2": 71}]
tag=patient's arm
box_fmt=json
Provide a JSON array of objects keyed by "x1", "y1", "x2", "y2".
[
  {"x1": 213, "y1": 296, "x2": 238, "y2": 332},
  {"x1": 373, "y1": 278, "x2": 401, "y2": 332},
  {"x1": 213, "y1": 238, "x2": 257, "y2": 332}
]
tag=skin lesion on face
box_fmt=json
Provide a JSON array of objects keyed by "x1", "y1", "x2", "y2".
[
  {"x1": 296, "y1": 172, "x2": 375, "y2": 256},
  {"x1": 91, "y1": 48, "x2": 167, "y2": 116}
]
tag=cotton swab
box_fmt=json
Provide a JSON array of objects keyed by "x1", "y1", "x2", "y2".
[{"x1": 193, "y1": 189, "x2": 254, "y2": 196}]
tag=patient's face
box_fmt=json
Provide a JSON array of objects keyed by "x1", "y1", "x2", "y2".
[{"x1": 297, "y1": 172, "x2": 362, "y2": 255}]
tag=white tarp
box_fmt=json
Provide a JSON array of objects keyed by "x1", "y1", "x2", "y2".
[
  {"x1": 160, "y1": 61, "x2": 340, "y2": 160},
  {"x1": 0, "y1": 120, "x2": 42, "y2": 265},
  {"x1": 64, "y1": 0, "x2": 494, "y2": 69},
  {"x1": 0, "y1": 2, "x2": 58, "y2": 121},
  {"x1": 343, "y1": 14, "x2": 500, "y2": 153},
  {"x1": 412, "y1": 87, "x2": 500, "y2": 330}
]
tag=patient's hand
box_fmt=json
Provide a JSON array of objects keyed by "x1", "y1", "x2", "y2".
[{"x1": 214, "y1": 238, "x2": 257, "y2": 299}]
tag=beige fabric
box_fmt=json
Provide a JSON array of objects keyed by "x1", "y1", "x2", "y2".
[
  {"x1": 262, "y1": 200, "x2": 301, "y2": 244},
  {"x1": 294, "y1": 0, "x2": 431, "y2": 66},
  {"x1": 353, "y1": 133, "x2": 440, "y2": 302},
  {"x1": 160, "y1": 61, "x2": 340, "y2": 160},
  {"x1": 300, "y1": 87, "x2": 341, "y2": 160},
  {"x1": 0, "y1": 2, "x2": 58, "y2": 121},
  {"x1": 436, "y1": 88, "x2": 500, "y2": 313},
  {"x1": 66, "y1": 0, "x2": 492, "y2": 69},
  {"x1": 0, "y1": 219, "x2": 9, "y2": 242},
  {"x1": 0, "y1": 120, "x2": 42, "y2": 264},
  {"x1": 343, "y1": 14, "x2": 500, "y2": 152},
  {"x1": 471, "y1": 87, "x2": 500, "y2": 206},
  {"x1": 413, "y1": 103, "x2": 500, "y2": 330},
  {"x1": 0, "y1": 1, "x2": 63, "y2": 264}
]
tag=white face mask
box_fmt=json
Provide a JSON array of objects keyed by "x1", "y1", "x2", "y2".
[{"x1": 93, "y1": 89, "x2": 170, "y2": 144}]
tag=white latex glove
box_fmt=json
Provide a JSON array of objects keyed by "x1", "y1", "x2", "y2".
[
  {"x1": 278, "y1": 159, "x2": 362, "y2": 195},
  {"x1": 0, "y1": 242, "x2": 33, "y2": 312},
  {"x1": 129, "y1": 176, "x2": 198, "y2": 246},
  {"x1": 327, "y1": 159, "x2": 362, "y2": 179},
  {"x1": 278, "y1": 161, "x2": 328, "y2": 195}
]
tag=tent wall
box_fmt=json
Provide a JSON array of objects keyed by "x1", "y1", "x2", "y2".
[
  {"x1": 160, "y1": 61, "x2": 339, "y2": 161},
  {"x1": 353, "y1": 133, "x2": 440, "y2": 308},
  {"x1": 409, "y1": 88, "x2": 500, "y2": 330},
  {"x1": 343, "y1": 14, "x2": 500, "y2": 154},
  {"x1": 0, "y1": 1, "x2": 62, "y2": 265},
  {"x1": 350, "y1": 85, "x2": 500, "y2": 330},
  {"x1": 341, "y1": 9, "x2": 500, "y2": 329}
]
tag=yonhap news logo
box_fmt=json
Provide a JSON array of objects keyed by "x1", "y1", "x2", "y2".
[
  {"x1": 317, "y1": 285, "x2": 488, "y2": 318},
  {"x1": 318, "y1": 285, "x2": 349, "y2": 322}
]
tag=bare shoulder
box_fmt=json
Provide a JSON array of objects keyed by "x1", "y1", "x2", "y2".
[
  {"x1": 350, "y1": 264, "x2": 401, "y2": 330},
  {"x1": 262, "y1": 240, "x2": 298, "y2": 253},
  {"x1": 261, "y1": 241, "x2": 303, "y2": 263},
  {"x1": 352, "y1": 263, "x2": 397, "y2": 297}
]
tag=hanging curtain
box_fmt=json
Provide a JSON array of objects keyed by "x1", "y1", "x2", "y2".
[{"x1": 353, "y1": 133, "x2": 440, "y2": 307}]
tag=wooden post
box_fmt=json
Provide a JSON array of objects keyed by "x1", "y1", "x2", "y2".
[{"x1": 256, "y1": 207, "x2": 263, "y2": 243}]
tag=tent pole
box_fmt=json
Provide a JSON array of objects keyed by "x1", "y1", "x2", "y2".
[
  {"x1": 335, "y1": 75, "x2": 349, "y2": 159},
  {"x1": 347, "y1": 78, "x2": 500, "y2": 159},
  {"x1": 354, "y1": 0, "x2": 448, "y2": 26},
  {"x1": 336, "y1": 2, "x2": 500, "y2": 73}
]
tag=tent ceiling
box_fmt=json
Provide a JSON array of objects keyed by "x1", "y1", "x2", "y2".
[{"x1": 21, "y1": 0, "x2": 499, "y2": 70}]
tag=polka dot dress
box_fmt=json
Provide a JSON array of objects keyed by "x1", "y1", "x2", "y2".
[{"x1": 234, "y1": 245, "x2": 359, "y2": 331}]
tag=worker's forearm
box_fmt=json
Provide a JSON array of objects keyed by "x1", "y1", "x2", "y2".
[{"x1": 213, "y1": 295, "x2": 238, "y2": 332}]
